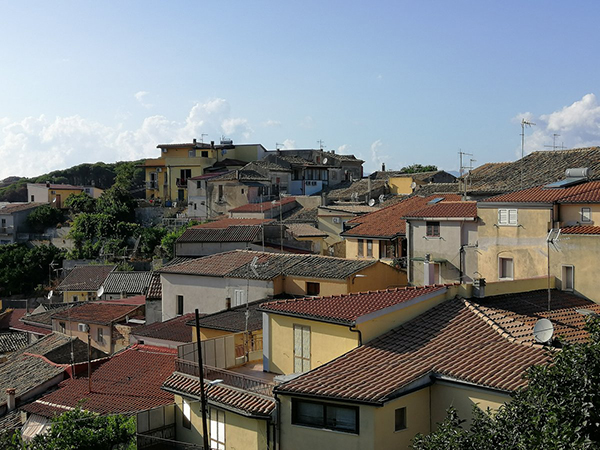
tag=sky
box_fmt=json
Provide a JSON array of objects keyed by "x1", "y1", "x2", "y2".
[{"x1": 2, "y1": 1, "x2": 600, "y2": 180}]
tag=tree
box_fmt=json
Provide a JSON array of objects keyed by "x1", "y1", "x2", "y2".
[
  {"x1": 412, "y1": 319, "x2": 600, "y2": 450},
  {"x1": 26, "y1": 205, "x2": 64, "y2": 232},
  {"x1": 3, "y1": 407, "x2": 135, "y2": 449},
  {"x1": 400, "y1": 164, "x2": 438, "y2": 173},
  {"x1": 159, "y1": 221, "x2": 200, "y2": 259},
  {"x1": 96, "y1": 185, "x2": 137, "y2": 222},
  {"x1": 64, "y1": 192, "x2": 97, "y2": 214}
]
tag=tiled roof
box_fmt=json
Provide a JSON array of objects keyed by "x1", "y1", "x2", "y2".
[
  {"x1": 22, "y1": 345, "x2": 177, "y2": 417},
  {"x1": 285, "y1": 223, "x2": 327, "y2": 238},
  {"x1": 466, "y1": 289, "x2": 600, "y2": 345},
  {"x1": 97, "y1": 295, "x2": 146, "y2": 306},
  {"x1": 177, "y1": 226, "x2": 261, "y2": 243},
  {"x1": 162, "y1": 372, "x2": 275, "y2": 417},
  {"x1": 132, "y1": 313, "x2": 195, "y2": 343},
  {"x1": 414, "y1": 183, "x2": 461, "y2": 196},
  {"x1": 319, "y1": 204, "x2": 379, "y2": 214},
  {"x1": 259, "y1": 285, "x2": 446, "y2": 325},
  {"x1": 0, "y1": 203, "x2": 43, "y2": 214},
  {"x1": 22, "y1": 332, "x2": 95, "y2": 363},
  {"x1": 465, "y1": 147, "x2": 600, "y2": 194},
  {"x1": 560, "y1": 226, "x2": 600, "y2": 235},
  {"x1": 52, "y1": 302, "x2": 142, "y2": 326},
  {"x1": 481, "y1": 180, "x2": 600, "y2": 204},
  {"x1": 373, "y1": 170, "x2": 449, "y2": 181},
  {"x1": 101, "y1": 271, "x2": 152, "y2": 295},
  {"x1": 20, "y1": 304, "x2": 74, "y2": 328},
  {"x1": 147, "y1": 273, "x2": 162, "y2": 300},
  {"x1": 282, "y1": 207, "x2": 318, "y2": 225},
  {"x1": 209, "y1": 169, "x2": 270, "y2": 182},
  {"x1": 0, "y1": 308, "x2": 50, "y2": 336},
  {"x1": 248, "y1": 160, "x2": 291, "y2": 172},
  {"x1": 57, "y1": 265, "x2": 115, "y2": 292},
  {"x1": 189, "y1": 171, "x2": 227, "y2": 181},
  {"x1": 403, "y1": 201, "x2": 477, "y2": 219},
  {"x1": 229, "y1": 197, "x2": 296, "y2": 213},
  {"x1": 342, "y1": 194, "x2": 461, "y2": 238},
  {"x1": 0, "y1": 332, "x2": 28, "y2": 353},
  {"x1": 189, "y1": 299, "x2": 269, "y2": 333},
  {"x1": 275, "y1": 299, "x2": 549, "y2": 403},
  {"x1": 161, "y1": 250, "x2": 376, "y2": 281},
  {"x1": 29, "y1": 183, "x2": 84, "y2": 190},
  {"x1": 193, "y1": 218, "x2": 275, "y2": 228},
  {"x1": 324, "y1": 179, "x2": 387, "y2": 202}
]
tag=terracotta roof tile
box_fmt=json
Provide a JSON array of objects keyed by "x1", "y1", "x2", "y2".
[
  {"x1": 146, "y1": 273, "x2": 162, "y2": 300},
  {"x1": 189, "y1": 299, "x2": 269, "y2": 333},
  {"x1": 260, "y1": 285, "x2": 447, "y2": 325},
  {"x1": 403, "y1": 201, "x2": 477, "y2": 219},
  {"x1": 133, "y1": 313, "x2": 195, "y2": 343},
  {"x1": 163, "y1": 372, "x2": 275, "y2": 417},
  {"x1": 482, "y1": 180, "x2": 600, "y2": 204},
  {"x1": 21, "y1": 345, "x2": 176, "y2": 416},
  {"x1": 52, "y1": 302, "x2": 143, "y2": 326},
  {"x1": 275, "y1": 299, "x2": 549, "y2": 403},
  {"x1": 176, "y1": 226, "x2": 261, "y2": 243},
  {"x1": 57, "y1": 265, "x2": 115, "y2": 292},
  {"x1": 193, "y1": 218, "x2": 275, "y2": 228},
  {"x1": 285, "y1": 223, "x2": 327, "y2": 238},
  {"x1": 100, "y1": 272, "x2": 152, "y2": 295},
  {"x1": 0, "y1": 332, "x2": 28, "y2": 353},
  {"x1": 229, "y1": 197, "x2": 296, "y2": 213},
  {"x1": 342, "y1": 194, "x2": 461, "y2": 238},
  {"x1": 560, "y1": 226, "x2": 600, "y2": 235},
  {"x1": 0, "y1": 203, "x2": 43, "y2": 214}
]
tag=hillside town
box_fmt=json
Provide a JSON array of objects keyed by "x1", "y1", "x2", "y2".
[{"x1": 1, "y1": 138, "x2": 600, "y2": 448}]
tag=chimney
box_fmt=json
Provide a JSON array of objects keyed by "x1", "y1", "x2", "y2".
[
  {"x1": 423, "y1": 254, "x2": 434, "y2": 286},
  {"x1": 210, "y1": 141, "x2": 215, "y2": 149},
  {"x1": 120, "y1": 291, "x2": 127, "y2": 299},
  {"x1": 193, "y1": 138, "x2": 197, "y2": 145},
  {"x1": 46, "y1": 181, "x2": 50, "y2": 188},
  {"x1": 473, "y1": 278, "x2": 486, "y2": 298},
  {"x1": 382, "y1": 162, "x2": 386, "y2": 172},
  {"x1": 226, "y1": 297, "x2": 231, "y2": 310},
  {"x1": 6, "y1": 388, "x2": 15, "y2": 412}
]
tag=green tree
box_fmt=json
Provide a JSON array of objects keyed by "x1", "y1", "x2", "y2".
[
  {"x1": 135, "y1": 226, "x2": 168, "y2": 257},
  {"x1": 400, "y1": 164, "x2": 438, "y2": 173},
  {"x1": 64, "y1": 192, "x2": 97, "y2": 214},
  {"x1": 0, "y1": 244, "x2": 65, "y2": 295},
  {"x1": 412, "y1": 319, "x2": 600, "y2": 450},
  {"x1": 159, "y1": 221, "x2": 199, "y2": 259},
  {"x1": 96, "y1": 185, "x2": 137, "y2": 222},
  {"x1": 26, "y1": 205, "x2": 64, "y2": 232}
]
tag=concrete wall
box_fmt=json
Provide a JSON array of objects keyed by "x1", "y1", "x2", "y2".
[
  {"x1": 53, "y1": 319, "x2": 112, "y2": 354},
  {"x1": 63, "y1": 290, "x2": 96, "y2": 303},
  {"x1": 27, "y1": 184, "x2": 48, "y2": 203},
  {"x1": 558, "y1": 204, "x2": 600, "y2": 226}
]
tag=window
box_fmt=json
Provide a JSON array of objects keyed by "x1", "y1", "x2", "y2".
[
  {"x1": 97, "y1": 327, "x2": 104, "y2": 343},
  {"x1": 292, "y1": 399, "x2": 359, "y2": 434},
  {"x1": 233, "y1": 289, "x2": 245, "y2": 307},
  {"x1": 395, "y1": 407, "x2": 407, "y2": 431},
  {"x1": 581, "y1": 207, "x2": 592, "y2": 223},
  {"x1": 498, "y1": 208, "x2": 518, "y2": 226},
  {"x1": 306, "y1": 282, "x2": 320, "y2": 296},
  {"x1": 72, "y1": 295, "x2": 78, "y2": 302},
  {"x1": 426, "y1": 221, "x2": 440, "y2": 237},
  {"x1": 367, "y1": 240, "x2": 373, "y2": 257},
  {"x1": 357, "y1": 239, "x2": 364, "y2": 257},
  {"x1": 178, "y1": 189, "x2": 185, "y2": 201},
  {"x1": 31, "y1": 195, "x2": 35, "y2": 202},
  {"x1": 177, "y1": 295, "x2": 184, "y2": 315},
  {"x1": 188, "y1": 150, "x2": 196, "y2": 158},
  {"x1": 294, "y1": 325, "x2": 311, "y2": 373},
  {"x1": 201, "y1": 150, "x2": 209, "y2": 158},
  {"x1": 59, "y1": 322, "x2": 66, "y2": 334},
  {"x1": 241, "y1": 188, "x2": 245, "y2": 194},
  {"x1": 210, "y1": 408, "x2": 225, "y2": 449},
  {"x1": 499, "y1": 257, "x2": 514, "y2": 280},
  {"x1": 562, "y1": 265, "x2": 574, "y2": 291},
  {"x1": 380, "y1": 241, "x2": 396, "y2": 259},
  {"x1": 182, "y1": 398, "x2": 191, "y2": 429},
  {"x1": 218, "y1": 185, "x2": 224, "y2": 202}
]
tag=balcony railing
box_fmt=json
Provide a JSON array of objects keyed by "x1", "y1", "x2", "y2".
[
  {"x1": 175, "y1": 359, "x2": 275, "y2": 396},
  {"x1": 145, "y1": 181, "x2": 158, "y2": 190},
  {"x1": 176, "y1": 178, "x2": 188, "y2": 188},
  {"x1": 0, "y1": 226, "x2": 14, "y2": 235}
]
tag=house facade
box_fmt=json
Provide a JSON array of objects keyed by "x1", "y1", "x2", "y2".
[{"x1": 0, "y1": 203, "x2": 42, "y2": 245}]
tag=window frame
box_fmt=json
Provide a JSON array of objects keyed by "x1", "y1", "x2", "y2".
[
  {"x1": 395, "y1": 407, "x2": 407, "y2": 432},
  {"x1": 210, "y1": 408, "x2": 225, "y2": 449},
  {"x1": 498, "y1": 208, "x2": 518, "y2": 226},
  {"x1": 366, "y1": 239, "x2": 373, "y2": 257},
  {"x1": 293, "y1": 324, "x2": 311, "y2": 373},
  {"x1": 306, "y1": 282, "x2": 320, "y2": 296},
  {"x1": 581, "y1": 207, "x2": 592, "y2": 223},
  {"x1": 499, "y1": 257, "x2": 514, "y2": 280},
  {"x1": 357, "y1": 239, "x2": 364, "y2": 257},
  {"x1": 182, "y1": 398, "x2": 191, "y2": 429},
  {"x1": 291, "y1": 398, "x2": 359, "y2": 435},
  {"x1": 177, "y1": 295, "x2": 184, "y2": 316},
  {"x1": 97, "y1": 327, "x2": 104, "y2": 343},
  {"x1": 562, "y1": 265, "x2": 574, "y2": 291},
  {"x1": 426, "y1": 221, "x2": 440, "y2": 237}
]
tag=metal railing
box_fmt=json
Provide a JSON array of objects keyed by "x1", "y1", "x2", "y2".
[{"x1": 175, "y1": 359, "x2": 274, "y2": 396}]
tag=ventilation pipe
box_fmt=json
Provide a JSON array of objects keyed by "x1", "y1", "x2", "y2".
[{"x1": 6, "y1": 388, "x2": 15, "y2": 412}]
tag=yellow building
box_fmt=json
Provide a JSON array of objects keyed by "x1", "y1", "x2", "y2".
[
  {"x1": 477, "y1": 178, "x2": 600, "y2": 303},
  {"x1": 27, "y1": 183, "x2": 86, "y2": 208},
  {"x1": 56, "y1": 265, "x2": 115, "y2": 303},
  {"x1": 143, "y1": 140, "x2": 267, "y2": 203}
]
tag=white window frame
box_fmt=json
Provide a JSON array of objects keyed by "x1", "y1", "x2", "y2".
[
  {"x1": 562, "y1": 265, "x2": 574, "y2": 291},
  {"x1": 233, "y1": 289, "x2": 245, "y2": 307},
  {"x1": 499, "y1": 257, "x2": 514, "y2": 280},
  {"x1": 210, "y1": 408, "x2": 225, "y2": 450},
  {"x1": 581, "y1": 207, "x2": 592, "y2": 223},
  {"x1": 498, "y1": 208, "x2": 518, "y2": 226},
  {"x1": 182, "y1": 398, "x2": 191, "y2": 429},
  {"x1": 97, "y1": 327, "x2": 104, "y2": 343},
  {"x1": 294, "y1": 324, "x2": 311, "y2": 373}
]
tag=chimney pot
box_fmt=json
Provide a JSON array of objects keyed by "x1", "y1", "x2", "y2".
[
  {"x1": 6, "y1": 388, "x2": 16, "y2": 412},
  {"x1": 382, "y1": 163, "x2": 386, "y2": 172},
  {"x1": 193, "y1": 138, "x2": 197, "y2": 145}
]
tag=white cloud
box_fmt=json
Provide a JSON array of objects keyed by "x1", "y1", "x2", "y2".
[
  {"x1": 299, "y1": 116, "x2": 315, "y2": 129},
  {"x1": 513, "y1": 93, "x2": 600, "y2": 157},
  {"x1": 367, "y1": 139, "x2": 389, "y2": 174},
  {"x1": 337, "y1": 144, "x2": 350, "y2": 154},
  {"x1": 263, "y1": 119, "x2": 281, "y2": 128},
  {"x1": 134, "y1": 91, "x2": 152, "y2": 108},
  {"x1": 0, "y1": 98, "x2": 255, "y2": 179},
  {"x1": 282, "y1": 139, "x2": 296, "y2": 149}
]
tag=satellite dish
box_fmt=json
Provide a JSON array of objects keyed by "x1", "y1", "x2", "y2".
[
  {"x1": 368, "y1": 199, "x2": 375, "y2": 207},
  {"x1": 47, "y1": 290, "x2": 53, "y2": 300},
  {"x1": 378, "y1": 194, "x2": 385, "y2": 203},
  {"x1": 533, "y1": 318, "x2": 554, "y2": 344},
  {"x1": 410, "y1": 181, "x2": 417, "y2": 190},
  {"x1": 97, "y1": 286, "x2": 104, "y2": 298},
  {"x1": 323, "y1": 157, "x2": 328, "y2": 165}
]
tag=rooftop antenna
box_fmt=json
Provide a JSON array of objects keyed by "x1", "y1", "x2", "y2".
[
  {"x1": 458, "y1": 150, "x2": 473, "y2": 196},
  {"x1": 521, "y1": 118, "x2": 536, "y2": 188},
  {"x1": 275, "y1": 142, "x2": 285, "y2": 151},
  {"x1": 200, "y1": 133, "x2": 208, "y2": 143},
  {"x1": 544, "y1": 133, "x2": 561, "y2": 151},
  {"x1": 533, "y1": 318, "x2": 554, "y2": 344},
  {"x1": 317, "y1": 139, "x2": 326, "y2": 150}
]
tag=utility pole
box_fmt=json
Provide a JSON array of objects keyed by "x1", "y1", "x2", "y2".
[
  {"x1": 195, "y1": 309, "x2": 210, "y2": 450},
  {"x1": 87, "y1": 327, "x2": 92, "y2": 393},
  {"x1": 520, "y1": 119, "x2": 536, "y2": 188},
  {"x1": 458, "y1": 150, "x2": 473, "y2": 196}
]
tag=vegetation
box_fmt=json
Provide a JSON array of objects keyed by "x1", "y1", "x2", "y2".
[
  {"x1": 26, "y1": 205, "x2": 65, "y2": 232},
  {"x1": 401, "y1": 164, "x2": 438, "y2": 173},
  {"x1": 63, "y1": 192, "x2": 97, "y2": 214},
  {"x1": 0, "y1": 407, "x2": 135, "y2": 449},
  {"x1": 412, "y1": 318, "x2": 600, "y2": 450},
  {"x1": 160, "y1": 221, "x2": 199, "y2": 259},
  {"x1": 0, "y1": 244, "x2": 66, "y2": 295}
]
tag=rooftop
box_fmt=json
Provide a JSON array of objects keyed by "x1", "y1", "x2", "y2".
[
  {"x1": 22, "y1": 345, "x2": 177, "y2": 417},
  {"x1": 177, "y1": 226, "x2": 262, "y2": 243},
  {"x1": 52, "y1": 302, "x2": 143, "y2": 326},
  {"x1": 188, "y1": 299, "x2": 270, "y2": 333},
  {"x1": 403, "y1": 201, "x2": 477, "y2": 219},
  {"x1": 0, "y1": 332, "x2": 28, "y2": 354},
  {"x1": 100, "y1": 271, "x2": 152, "y2": 295},
  {"x1": 481, "y1": 180, "x2": 600, "y2": 204},
  {"x1": 57, "y1": 265, "x2": 115, "y2": 292},
  {"x1": 0, "y1": 202, "x2": 43, "y2": 214},
  {"x1": 259, "y1": 285, "x2": 447, "y2": 325},
  {"x1": 28, "y1": 183, "x2": 84, "y2": 190},
  {"x1": 192, "y1": 218, "x2": 275, "y2": 228},
  {"x1": 342, "y1": 194, "x2": 462, "y2": 238},
  {"x1": 319, "y1": 204, "x2": 380, "y2": 214},
  {"x1": 132, "y1": 313, "x2": 196, "y2": 343},
  {"x1": 275, "y1": 298, "x2": 549, "y2": 404},
  {"x1": 229, "y1": 196, "x2": 297, "y2": 213},
  {"x1": 323, "y1": 179, "x2": 388, "y2": 202},
  {"x1": 285, "y1": 223, "x2": 328, "y2": 238},
  {"x1": 560, "y1": 225, "x2": 600, "y2": 235}
]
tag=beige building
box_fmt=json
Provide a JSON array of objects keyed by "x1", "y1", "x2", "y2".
[{"x1": 56, "y1": 265, "x2": 115, "y2": 303}]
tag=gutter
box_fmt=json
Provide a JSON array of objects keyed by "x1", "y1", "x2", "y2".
[{"x1": 348, "y1": 324, "x2": 362, "y2": 346}]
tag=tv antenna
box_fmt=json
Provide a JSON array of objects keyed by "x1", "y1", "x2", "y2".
[
  {"x1": 317, "y1": 139, "x2": 326, "y2": 150},
  {"x1": 520, "y1": 119, "x2": 536, "y2": 188},
  {"x1": 544, "y1": 134, "x2": 562, "y2": 151},
  {"x1": 276, "y1": 142, "x2": 285, "y2": 150},
  {"x1": 200, "y1": 133, "x2": 208, "y2": 143},
  {"x1": 458, "y1": 150, "x2": 473, "y2": 178},
  {"x1": 533, "y1": 318, "x2": 554, "y2": 344}
]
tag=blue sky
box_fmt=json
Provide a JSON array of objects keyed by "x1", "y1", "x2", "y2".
[{"x1": 2, "y1": 1, "x2": 600, "y2": 179}]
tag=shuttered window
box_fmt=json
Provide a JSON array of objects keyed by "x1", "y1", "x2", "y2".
[
  {"x1": 498, "y1": 209, "x2": 518, "y2": 225},
  {"x1": 294, "y1": 325, "x2": 311, "y2": 373}
]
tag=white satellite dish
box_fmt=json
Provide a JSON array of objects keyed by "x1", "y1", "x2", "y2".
[
  {"x1": 533, "y1": 318, "x2": 554, "y2": 344},
  {"x1": 47, "y1": 290, "x2": 53, "y2": 300},
  {"x1": 323, "y1": 157, "x2": 328, "y2": 165},
  {"x1": 97, "y1": 286, "x2": 104, "y2": 298},
  {"x1": 378, "y1": 194, "x2": 385, "y2": 203},
  {"x1": 367, "y1": 199, "x2": 375, "y2": 207},
  {"x1": 410, "y1": 181, "x2": 417, "y2": 190}
]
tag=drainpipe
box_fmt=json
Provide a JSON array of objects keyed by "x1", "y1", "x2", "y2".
[
  {"x1": 349, "y1": 324, "x2": 362, "y2": 346},
  {"x1": 274, "y1": 392, "x2": 281, "y2": 450}
]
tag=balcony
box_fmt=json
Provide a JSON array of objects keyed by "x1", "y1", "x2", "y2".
[
  {"x1": 0, "y1": 226, "x2": 14, "y2": 235},
  {"x1": 175, "y1": 359, "x2": 275, "y2": 396},
  {"x1": 145, "y1": 181, "x2": 158, "y2": 190},
  {"x1": 176, "y1": 178, "x2": 188, "y2": 188}
]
